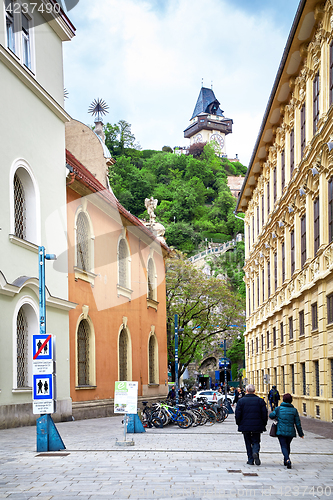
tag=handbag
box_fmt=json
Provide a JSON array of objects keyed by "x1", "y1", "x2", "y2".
[{"x1": 269, "y1": 421, "x2": 277, "y2": 437}]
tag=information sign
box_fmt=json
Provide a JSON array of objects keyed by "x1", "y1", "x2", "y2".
[
  {"x1": 114, "y1": 381, "x2": 138, "y2": 414},
  {"x1": 32, "y1": 334, "x2": 55, "y2": 415}
]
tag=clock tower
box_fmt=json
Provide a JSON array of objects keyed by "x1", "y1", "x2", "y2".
[{"x1": 184, "y1": 87, "x2": 232, "y2": 155}]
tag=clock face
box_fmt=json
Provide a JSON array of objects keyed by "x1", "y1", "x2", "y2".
[
  {"x1": 210, "y1": 133, "x2": 224, "y2": 149},
  {"x1": 195, "y1": 134, "x2": 203, "y2": 143}
]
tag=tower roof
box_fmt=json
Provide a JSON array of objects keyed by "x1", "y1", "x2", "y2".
[{"x1": 191, "y1": 87, "x2": 224, "y2": 120}]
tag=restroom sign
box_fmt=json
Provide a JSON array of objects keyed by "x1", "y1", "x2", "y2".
[
  {"x1": 33, "y1": 334, "x2": 53, "y2": 360},
  {"x1": 32, "y1": 335, "x2": 55, "y2": 415}
]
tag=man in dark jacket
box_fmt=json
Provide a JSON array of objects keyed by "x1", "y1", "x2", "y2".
[{"x1": 235, "y1": 384, "x2": 268, "y2": 466}]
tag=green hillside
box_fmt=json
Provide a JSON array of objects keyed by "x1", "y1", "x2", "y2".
[{"x1": 105, "y1": 122, "x2": 246, "y2": 254}]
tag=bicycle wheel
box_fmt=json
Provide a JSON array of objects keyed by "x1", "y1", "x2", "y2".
[
  {"x1": 176, "y1": 414, "x2": 191, "y2": 429},
  {"x1": 151, "y1": 416, "x2": 163, "y2": 428},
  {"x1": 182, "y1": 411, "x2": 194, "y2": 427},
  {"x1": 152, "y1": 409, "x2": 168, "y2": 426},
  {"x1": 204, "y1": 408, "x2": 216, "y2": 426}
]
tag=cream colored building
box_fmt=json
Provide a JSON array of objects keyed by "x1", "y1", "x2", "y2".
[{"x1": 236, "y1": 0, "x2": 333, "y2": 422}]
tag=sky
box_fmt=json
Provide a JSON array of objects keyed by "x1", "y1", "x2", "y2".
[{"x1": 62, "y1": 0, "x2": 300, "y2": 167}]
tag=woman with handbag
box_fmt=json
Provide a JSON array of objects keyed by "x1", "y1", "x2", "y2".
[{"x1": 269, "y1": 393, "x2": 304, "y2": 469}]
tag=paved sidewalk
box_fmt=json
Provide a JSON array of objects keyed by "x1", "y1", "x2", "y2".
[{"x1": 0, "y1": 413, "x2": 332, "y2": 500}]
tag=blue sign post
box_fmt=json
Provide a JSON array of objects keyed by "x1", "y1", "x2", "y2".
[{"x1": 35, "y1": 246, "x2": 65, "y2": 453}]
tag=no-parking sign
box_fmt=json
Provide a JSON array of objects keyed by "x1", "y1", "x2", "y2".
[{"x1": 32, "y1": 334, "x2": 55, "y2": 415}]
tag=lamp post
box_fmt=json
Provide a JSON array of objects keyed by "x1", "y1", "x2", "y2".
[{"x1": 174, "y1": 314, "x2": 179, "y2": 405}]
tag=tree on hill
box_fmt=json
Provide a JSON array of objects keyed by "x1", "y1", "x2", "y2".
[{"x1": 105, "y1": 123, "x2": 247, "y2": 255}]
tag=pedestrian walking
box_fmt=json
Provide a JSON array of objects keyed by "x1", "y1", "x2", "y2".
[
  {"x1": 269, "y1": 393, "x2": 304, "y2": 469},
  {"x1": 234, "y1": 387, "x2": 245, "y2": 404},
  {"x1": 235, "y1": 384, "x2": 268, "y2": 466},
  {"x1": 268, "y1": 385, "x2": 280, "y2": 410},
  {"x1": 167, "y1": 385, "x2": 176, "y2": 400}
]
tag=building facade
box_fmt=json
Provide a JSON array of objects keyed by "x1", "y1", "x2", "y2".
[
  {"x1": 0, "y1": 1, "x2": 75, "y2": 427},
  {"x1": 236, "y1": 0, "x2": 333, "y2": 422},
  {"x1": 65, "y1": 120, "x2": 169, "y2": 419}
]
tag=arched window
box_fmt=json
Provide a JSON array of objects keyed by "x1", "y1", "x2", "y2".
[
  {"x1": 118, "y1": 238, "x2": 129, "y2": 288},
  {"x1": 118, "y1": 327, "x2": 132, "y2": 381},
  {"x1": 77, "y1": 319, "x2": 90, "y2": 386},
  {"x1": 14, "y1": 301, "x2": 36, "y2": 389},
  {"x1": 147, "y1": 257, "x2": 157, "y2": 301},
  {"x1": 16, "y1": 306, "x2": 29, "y2": 387},
  {"x1": 76, "y1": 212, "x2": 90, "y2": 272},
  {"x1": 14, "y1": 172, "x2": 26, "y2": 239},
  {"x1": 11, "y1": 163, "x2": 39, "y2": 244},
  {"x1": 148, "y1": 334, "x2": 159, "y2": 385}
]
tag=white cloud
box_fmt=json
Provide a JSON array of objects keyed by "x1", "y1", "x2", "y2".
[{"x1": 63, "y1": 0, "x2": 299, "y2": 166}]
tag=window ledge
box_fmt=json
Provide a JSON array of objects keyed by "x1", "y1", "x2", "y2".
[
  {"x1": 312, "y1": 328, "x2": 319, "y2": 334},
  {"x1": 75, "y1": 385, "x2": 97, "y2": 390},
  {"x1": 147, "y1": 298, "x2": 159, "y2": 310},
  {"x1": 117, "y1": 284, "x2": 133, "y2": 300},
  {"x1": 148, "y1": 383, "x2": 159, "y2": 387},
  {"x1": 12, "y1": 387, "x2": 32, "y2": 393},
  {"x1": 74, "y1": 267, "x2": 97, "y2": 286},
  {"x1": 9, "y1": 234, "x2": 39, "y2": 253}
]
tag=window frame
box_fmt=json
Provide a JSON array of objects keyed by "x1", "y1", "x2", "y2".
[
  {"x1": 281, "y1": 149, "x2": 285, "y2": 191},
  {"x1": 299, "y1": 309, "x2": 305, "y2": 336},
  {"x1": 289, "y1": 316, "x2": 293, "y2": 340},
  {"x1": 290, "y1": 128, "x2": 295, "y2": 176},
  {"x1": 311, "y1": 302, "x2": 318, "y2": 331},
  {"x1": 117, "y1": 235, "x2": 132, "y2": 300},
  {"x1": 301, "y1": 103, "x2": 306, "y2": 157},
  {"x1": 314, "y1": 196, "x2": 320, "y2": 255},
  {"x1": 313, "y1": 71, "x2": 320, "y2": 135},
  {"x1": 327, "y1": 294, "x2": 333, "y2": 325},
  {"x1": 301, "y1": 215, "x2": 306, "y2": 268}
]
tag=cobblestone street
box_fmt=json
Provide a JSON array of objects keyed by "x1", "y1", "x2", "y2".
[{"x1": 0, "y1": 414, "x2": 332, "y2": 499}]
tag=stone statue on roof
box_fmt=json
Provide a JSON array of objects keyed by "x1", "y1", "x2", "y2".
[{"x1": 145, "y1": 197, "x2": 158, "y2": 226}]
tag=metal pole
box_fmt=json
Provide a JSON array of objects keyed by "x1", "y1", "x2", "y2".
[
  {"x1": 175, "y1": 314, "x2": 179, "y2": 405},
  {"x1": 39, "y1": 246, "x2": 46, "y2": 335},
  {"x1": 224, "y1": 339, "x2": 227, "y2": 401}
]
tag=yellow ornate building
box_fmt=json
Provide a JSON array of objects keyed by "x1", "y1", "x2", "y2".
[{"x1": 236, "y1": 0, "x2": 333, "y2": 422}]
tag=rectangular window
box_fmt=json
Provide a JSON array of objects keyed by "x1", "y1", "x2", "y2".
[
  {"x1": 273, "y1": 327, "x2": 276, "y2": 347},
  {"x1": 280, "y1": 322, "x2": 284, "y2": 344},
  {"x1": 281, "y1": 149, "x2": 285, "y2": 191},
  {"x1": 314, "y1": 360, "x2": 320, "y2": 397},
  {"x1": 327, "y1": 294, "x2": 333, "y2": 324},
  {"x1": 262, "y1": 268, "x2": 265, "y2": 303},
  {"x1": 312, "y1": 302, "x2": 318, "y2": 331},
  {"x1": 252, "y1": 281, "x2": 255, "y2": 312},
  {"x1": 301, "y1": 215, "x2": 306, "y2": 268},
  {"x1": 314, "y1": 197, "x2": 320, "y2": 254},
  {"x1": 331, "y1": 359, "x2": 333, "y2": 398},
  {"x1": 5, "y1": 0, "x2": 15, "y2": 53},
  {"x1": 291, "y1": 364, "x2": 295, "y2": 394},
  {"x1": 289, "y1": 316, "x2": 293, "y2": 340},
  {"x1": 257, "y1": 206, "x2": 259, "y2": 235},
  {"x1": 267, "y1": 261, "x2": 271, "y2": 297},
  {"x1": 329, "y1": 177, "x2": 333, "y2": 242},
  {"x1": 273, "y1": 169, "x2": 277, "y2": 204},
  {"x1": 22, "y1": 13, "x2": 31, "y2": 69},
  {"x1": 301, "y1": 103, "x2": 306, "y2": 157},
  {"x1": 251, "y1": 339, "x2": 254, "y2": 355},
  {"x1": 257, "y1": 275, "x2": 259, "y2": 308},
  {"x1": 267, "y1": 181, "x2": 270, "y2": 216},
  {"x1": 282, "y1": 241, "x2": 285, "y2": 283},
  {"x1": 256, "y1": 337, "x2": 258, "y2": 354},
  {"x1": 248, "y1": 342, "x2": 250, "y2": 358},
  {"x1": 290, "y1": 128, "x2": 295, "y2": 176},
  {"x1": 274, "y1": 252, "x2": 277, "y2": 291},
  {"x1": 266, "y1": 331, "x2": 270, "y2": 350},
  {"x1": 261, "y1": 333, "x2": 264, "y2": 351},
  {"x1": 252, "y1": 216, "x2": 254, "y2": 245},
  {"x1": 291, "y1": 230, "x2": 295, "y2": 275},
  {"x1": 313, "y1": 72, "x2": 320, "y2": 135},
  {"x1": 299, "y1": 310, "x2": 305, "y2": 336},
  {"x1": 301, "y1": 362, "x2": 306, "y2": 395},
  {"x1": 248, "y1": 287, "x2": 251, "y2": 316},
  {"x1": 261, "y1": 195, "x2": 264, "y2": 227},
  {"x1": 282, "y1": 365, "x2": 285, "y2": 393},
  {"x1": 330, "y1": 41, "x2": 333, "y2": 106}
]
